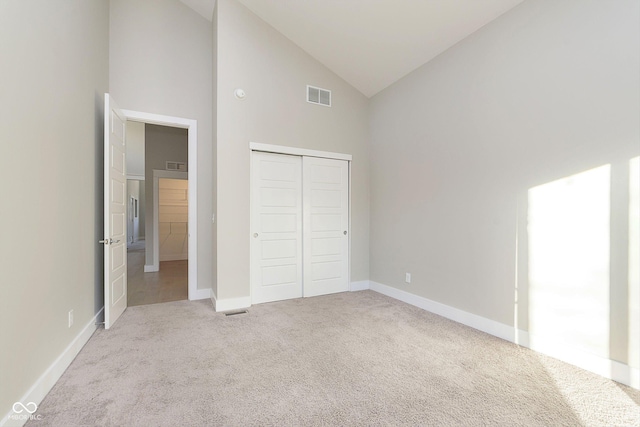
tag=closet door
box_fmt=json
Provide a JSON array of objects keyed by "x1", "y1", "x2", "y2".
[
  {"x1": 251, "y1": 152, "x2": 303, "y2": 304},
  {"x1": 303, "y1": 157, "x2": 349, "y2": 297}
]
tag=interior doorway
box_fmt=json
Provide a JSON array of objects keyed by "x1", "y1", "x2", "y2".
[
  {"x1": 126, "y1": 124, "x2": 189, "y2": 306},
  {"x1": 103, "y1": 94, "x2": 199, "y2": 328}
]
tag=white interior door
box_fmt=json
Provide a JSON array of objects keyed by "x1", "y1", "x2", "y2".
[
  {"x1": 103, "y1": 94, "x2": 127, "y2": 329},
  {"x1": 251, "y1": 152, "x2": 303, "y2": 304},
  {"x1": 303, "y1": 156, "x2": 349, "y2": 297}
]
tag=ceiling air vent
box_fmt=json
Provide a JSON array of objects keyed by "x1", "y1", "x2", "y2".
[
  {"x1": 307, "y1": 85, "x2": 331, "y2": 107},
  {"x1": 166, "y1": 161, "x2": 187, "y2": 172}
]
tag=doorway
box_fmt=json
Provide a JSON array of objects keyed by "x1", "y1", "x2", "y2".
[
  {"x1": 103, "y1": 94, "x2": 199, "y2": 328},
  {"x1": 126, "y1": 124, "x2": 189, "y2": 307}
]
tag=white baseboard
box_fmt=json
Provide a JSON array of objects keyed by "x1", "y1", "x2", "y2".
[
  {"x1": 350, "y1": 280, "x2": 370, "y2": 292},
  {"x1": 2, "y1": 308, "x2": 104, "y2": 427},
  {"x1": 143, "y1": 265, "x2": 158, "y2": 273},
  {"x1": 522, "y1": 331, "x2": 640, "y2": 389},
  {"x1": 369, "y1": 281, "x2": 514, "y2": 342},
  {"x1": 368, "y1": 280, "x2": 639, "y2": 390},
  {"x1": 190, "y1": 287, "x2": 212, "y2": 301},
  {"x1": 213, "y1": 295, "x2": 252, "y2": 312}
]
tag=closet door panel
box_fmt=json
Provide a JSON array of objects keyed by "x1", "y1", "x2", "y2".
[
  {"x1": 303, "y1": 157, "x2": 349, "y2": 297},
  {"x1": 251, "y1": 152, "x2": 303, "y2": 304}
]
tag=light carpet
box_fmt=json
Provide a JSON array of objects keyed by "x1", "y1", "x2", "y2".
[{"x1": 28, "y1": 291, "x2": 639, "y2": 426}]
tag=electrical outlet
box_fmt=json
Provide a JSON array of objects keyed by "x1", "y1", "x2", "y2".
[
  {"x1": 68, "y1": 310, "x2": 74, "y2": 328},
  {"x1": 405, "y1": 273, "x2": 411, "y2": 283}
]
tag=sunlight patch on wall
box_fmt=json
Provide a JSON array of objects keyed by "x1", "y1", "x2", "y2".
[
  {"x1": 528, "y1": 165, "x2": 610, "y2": 359},
  {"x1": 629, "y1": 157, "x2": 639, "y2": 370}
]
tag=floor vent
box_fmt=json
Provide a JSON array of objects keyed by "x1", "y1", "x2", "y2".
[
  {"x1": 307, "y1": 85, "x2": 331, "y2": 107},
  {"x1": 225, "y1": 310, "x2": 248, "y2": 317}
]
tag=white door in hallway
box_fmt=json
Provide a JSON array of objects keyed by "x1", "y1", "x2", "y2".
[
  {"x1": 103, "y1": 94, "x2": 128, "y2": 329},
  {"x1": 303, "y1": 157, "x2": 349, "y2": 297},
  {"x1": 250, "y1": 152, "x2": 303, "y2": 304}
]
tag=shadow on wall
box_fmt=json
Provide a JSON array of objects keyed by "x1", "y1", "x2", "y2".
[{"x1": 514, "y1": 157, "x2": 640, "y2": 388}]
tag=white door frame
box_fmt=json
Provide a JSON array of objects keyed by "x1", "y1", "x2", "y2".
[
  {"x1": 153, "y1": 170, "x2": 188, "y2": 270},
  {"x1": 122, "y1": 109, "x2": 198, "y2": 299},
  {"x1": 249, "y1": 142, "x2": 353, "y2": 302}
]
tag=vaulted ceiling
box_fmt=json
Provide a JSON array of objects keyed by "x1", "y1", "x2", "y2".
[{"x1": 179, "y1": 0, "x2": 524, "y2": 97}]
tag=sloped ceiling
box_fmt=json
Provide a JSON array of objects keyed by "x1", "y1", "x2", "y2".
[
  {"x1": 180, "y1": 0, "x2": 524, "y2": 97},
  {"x1": 178, "y1": 0, "x2": 216, "y2": 21}
]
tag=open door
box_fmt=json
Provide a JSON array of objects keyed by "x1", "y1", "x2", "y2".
[{"x1": 102, "y1": 93, "x2": 127, "y2": 329}]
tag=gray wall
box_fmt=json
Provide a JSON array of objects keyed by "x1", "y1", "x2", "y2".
[
  {"x1": 144, "y1": 124, "x2": 188, "y2": 267},
  {"x1": 110, "y1": 0, "x2": 213, "y2": 291},
  {"x1": 215, "y1": 0, "x2": 370, "y2": 301},
  {"x1": 0, "y1": 0, "x2": 109, "y2": 416},
  {"x1": 369, "y1": 0, "x2": 639, "y2": 366},
  {"x1": 211, "y1": 3, "x2": 218, "y2": 299},
  {"x1": 126, "y1": 121, "x2": 146, "y2": 241},
  {"x1": 125, "y1": 120, "x2": 145, "y2": 177}
]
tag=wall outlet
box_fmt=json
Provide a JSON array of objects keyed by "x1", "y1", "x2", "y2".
[
  {"x1": 68, "y1": 310, "x2": 74, "y2": 328},
  {"x1": 405, "y1": 273, "x2": 411, "y2": 283}
]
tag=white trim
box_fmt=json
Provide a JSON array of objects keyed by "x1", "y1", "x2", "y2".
[
  {"x1": 369, "y1": 281, "x2": 514, "y2": 342},
  {"x1": 191, "y1": 287, "x2": 213, "y2": 301},
  {"x1": 523, "y1": 331, "x2": 640, "y2": 389},
  {"x1": 126, "y1": 174, "x2": 145, "y2": 181},
  {"x1": 368, "y1": 281, "x2": 640, "y2": 390},
  {"x1": 121, "y1": 109, "x2": 199, "y2": 302},
  {"x1": 213, "y1": 296, "x2": 252, "y2": 313},
  {"x1": 152, "y1": 169, "x2": 188, "y2": 273},
  {"x1": 1, "y1": 308, "x2": 103, "y2": 427},
  {"x1": 249, "y1": 151, "x2": 254, "y2": 304},
  {"x1": 122, "y1": 110, "x2": 194, "y2": 129},
  {"x1": 348, "y1": 163, "x2": 352, "y2": 294},
  {"x1": 350, "y1": 280, "x2": 370, "y2": 292},
  {"x1": 249, "y1": 142, "x2": 352, "y2": 161},
  {"x1": 143, "y1": 264, "x2": 158, "y2": 273}
]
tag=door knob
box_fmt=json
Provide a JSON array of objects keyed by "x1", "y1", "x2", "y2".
[
  {"x1": 343, "y1": 231, "x2": 347, "y2": 235},
  {"x1": 253, "y1": 233, "x2": 259, "y2": 238},
  {"x1": 100, "y1": 238, "x2": 120, "y2": 245}
]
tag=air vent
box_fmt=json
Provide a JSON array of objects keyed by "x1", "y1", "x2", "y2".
[
  {"x1": 307, "y1": 85, "x2": 331, "y2": 107},
  {"x1": 225, "y1": 310, "x2": 248, "y2": 317},
  {"x1": 166, "y1": 161, "x2": 186, "y2": 172}
]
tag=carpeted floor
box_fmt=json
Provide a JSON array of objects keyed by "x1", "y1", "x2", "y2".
[{"x1": 29, "y1": 291, "x2": 639, "y2": 426}]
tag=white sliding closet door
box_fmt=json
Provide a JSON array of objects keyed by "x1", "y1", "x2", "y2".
[
  {"x1": 303, "y1": 156, "x2": 349, "y2": 297},
  {"x1": 250, "y1": 152, "x2": 303, "y2": 304}
]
